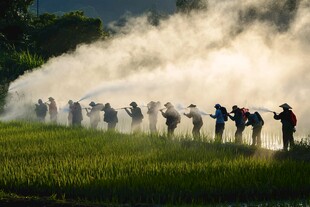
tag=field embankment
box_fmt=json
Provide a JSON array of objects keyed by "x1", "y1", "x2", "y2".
[{"x1": 0, "y1": 121, "x2": 310, "y2": 206}]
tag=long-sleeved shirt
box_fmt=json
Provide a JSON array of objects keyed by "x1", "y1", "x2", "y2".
[
  {"x1": 274, "y1": 110, "x2": 295, "y2": 129},
  {"x1": 210, "y1": 109, "x2": 224, "y2": 124},
  {"x1": 184, "y1": 108, "x2": 203, "y2": 125},
  {"x1": 228, "y1": 108, "x2": 244, "y2": 127}
]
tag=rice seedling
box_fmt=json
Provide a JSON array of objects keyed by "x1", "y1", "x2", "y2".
[{"x1": 0, "y1": 121, "x2": 309, "y2": 205}]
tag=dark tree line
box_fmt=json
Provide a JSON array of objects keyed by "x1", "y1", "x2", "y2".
[{"x1": 0, "y1": 1, "x2": 107, "y2": 111}]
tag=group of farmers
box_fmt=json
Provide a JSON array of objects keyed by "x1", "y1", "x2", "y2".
[{"x1": 35, "y1": 98, "x2": 297, "y2": 151}]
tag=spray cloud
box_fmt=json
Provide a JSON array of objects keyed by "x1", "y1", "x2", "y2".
[{"x1": 2, "y1": 0, "x2": 310, "y2": 138}]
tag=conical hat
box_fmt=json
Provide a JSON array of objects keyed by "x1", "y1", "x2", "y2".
[{"x1": 279, "y1": 103, "x2": 292, "y2": 109}]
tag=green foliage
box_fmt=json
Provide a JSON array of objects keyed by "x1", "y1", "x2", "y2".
[
  {"x1": 239, "y1": 0, "x2": 300, "y2": 32},
  {"x1": 0, "y1": 121, "x2": 310, "y2": 205},
  {"x1": 30, "y1": 11, "x2": 107, "y2": 58},
  {"x1": 0, "y1": 0, "x2": 34, "y2": 45},
  {"x1": 0, "y1": 50, "x2": 44, "y2": 84},
  {"x1": 176, "y1": 0, "x2": 207, "y2": 13}
]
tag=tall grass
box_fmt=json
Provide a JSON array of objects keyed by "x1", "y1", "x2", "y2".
[{"x1": 0, "y1": 121, "x2": 309, "y2": 205}]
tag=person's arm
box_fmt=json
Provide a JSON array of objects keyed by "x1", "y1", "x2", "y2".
[
  {"x1": 273, "y1": 112, "x2": 281, "y2": 120},
  {"x1": 228, "y1": 113, "x2": 235, "y2": 121},
  {"x1": 124, "y1": 108, "x2": 132, "y2": 117},
  {"x1": 210, "y1": 110, "x2": 219, "y2": 119}
]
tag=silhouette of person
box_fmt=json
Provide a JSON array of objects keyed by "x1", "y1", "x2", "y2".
[
  {"x1": 124, "y1": 102, "x2": 144, "y2": 132},
  {"x1": 147, "y1": 101, "x2": 161, "y2": 132},
  {"x1": 273, "y1": 103, "x2": 296, "y2": 151},
  {"x1": 228, "y1": 105, "x2": 246, "y2": 144},
  {"x1": 102, "y1": 103, "x2": 118, "y2": 130},
  {"x1": 184, "y1": 104, "x2": 203, "y2": 139},
  {"x1": 72, "y1": 102, "x2": 83, "y2": 127},
  {"x1": 160, "y1": 102, "x2": 181, "y2": 136},
  {"x1": 245, "y1": 111, "x2": 263, "y2": 147},
  {"x1": 47, "y1": 97, "x2": 58, "y2": 123},
  {"x1": 86, "y1": 101, "x2": 102, "y2": 129},
  {"x1": 35, "y1": 99, "x2": 48, "y2": 122},
  {"x1": 67, "y1": 100, "x2": 74, "y2": 126},
  {"x1": 210, "y1": 104, "x2": 225, "y2": 142}
]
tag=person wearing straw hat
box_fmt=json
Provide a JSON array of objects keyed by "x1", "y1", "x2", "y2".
[
  {"x1": 147, "y1": 101, "x2": 161, "y2": 133},
  {"x1": 47, "y1": 97, "x2": 58, "y2": 123},
  {"x1": 184, "y1": 104, "x2": 203, "y2": 138},
  {"x1": 160, "y1": 102, "x2": 181, "y2": 136},
  {"x1": 124, "y1": 101, "x2": 144, "y2": 132},
  {"x1": 273, "y1": 103, "x2": 297, "y2": 151},
  {"x1": 72, "y1": 102, "x2": 83, "y2": 127},
  {"x1": 86, "y1": 101, "x2": 102, "y2": 129}
]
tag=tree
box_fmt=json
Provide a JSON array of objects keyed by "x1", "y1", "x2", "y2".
[
  {"x1": 238, "y1": 0, "x2": 300, "y2": 32},
  {"x1": 176, "y1": 0, "x2": 207, "y2": 13},
  {"x1": 0, "y1": 0, "x2": 34, "y2": 43},
  {"x1": 30, "y1": 11, "x2": 107, "y2": 58}
]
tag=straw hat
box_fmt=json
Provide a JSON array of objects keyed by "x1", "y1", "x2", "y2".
[
  {"x1": 279, "y1": 103, "x2": 292, "y2": 109},
  {"x1": 164, "y1": 102, "x2": 172, "y2": 107},
  {"x1": 130, "y1": 102, "x2": 137, "y2": 107},
  {"x1": 89, "y1": 101, "x2": 96, "y2": 107},
  {"x1": 188, "y1": 104, "x2": 196, "y2": 108}
]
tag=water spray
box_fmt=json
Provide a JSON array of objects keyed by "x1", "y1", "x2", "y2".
[{"x1": 250, "y1": 107, "x2": 275, "y2": 113}]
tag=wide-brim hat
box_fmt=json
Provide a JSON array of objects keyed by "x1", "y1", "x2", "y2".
[
  {"x1": 48, "y1": 97, "x2": 54, "y2": 101},
  {"x1": 130, "y1": 102, "x2": 137, "y2": 107},
  {"x1": 89, "y1": 101, "x2": 96, "y2": 107},
  {"x1": 188, "y1": 104, "x2": 196, "y2": 108},
  {"x1": 164, "y1": 102, "x2": 172, "y2": 107},
  {"x1": 279, "y1": 103, "x2": 292, "y2": 109}
]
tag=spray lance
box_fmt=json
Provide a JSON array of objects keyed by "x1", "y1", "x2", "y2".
[{"x1": 115, "y1": 107, "x2": 132, "y2": 111}]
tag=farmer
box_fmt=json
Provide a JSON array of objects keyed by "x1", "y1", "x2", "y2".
[
  {"x1": 102, "y1": 103, "x2": 118, "y2": 130},
  {"x1": 245, "y1": 111, "x2": 263, "y2": 147},
  {"x1": 67, "y1": 100, "x2": 74, "y2": 126},
  {"x1": 124, "y1": 102, "x2": 144, "y2": 132},
  {"x1": 184, "y1": 104, "x2": 203, "y2": 138},
  {"x1": 228, "y1": 105, "x2": 246, "y2": 144},
  {"x1": 86, "y1": 101, "x2": 102, "y2": 129},
  {"x1": 210, "y1": 104, "x2": 225, "y2": 142},
  {"x1": 34, "y1": 99, "x2": 48, "y2": 122},
  {"x1": 273, "y1": 103, "x2": 297, "y2": 151},
  {"x1": 160, "y1": 102, "x2": 181, "y2": 136},
  {"x1": 47, "y1": 97, "x2": 58, "y2": 123},
  {"x1": 147, "y1": 101, "x2": 161, "y2": 132},
  {"x1": 72, "y1": 102, "x2": 83, "y2": 127}
]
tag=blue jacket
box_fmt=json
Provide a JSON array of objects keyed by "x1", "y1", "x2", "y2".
[{"x1": 210, "y1": 109, "x2": 225, "y2": 124}]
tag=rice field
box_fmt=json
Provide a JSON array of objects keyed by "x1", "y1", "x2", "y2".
[{"x1": 0, "y1": 121, "x2": 310, "y2": 206}]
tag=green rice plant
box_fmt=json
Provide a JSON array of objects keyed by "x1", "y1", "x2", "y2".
[{"x1": 0, "y1": 121, "x2": 309, "y2": 205}]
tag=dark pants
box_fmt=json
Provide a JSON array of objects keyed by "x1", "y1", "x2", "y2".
[
  {"x1": 167, "y1": 124, "x2": 177, "y2": 137},
  {"x1": 215, "y1": 123, "x2": 225, "y2": 142},
  {"x1": 282, "y1": 127, "x2": 294, "y2": 150},
  {"x1": 107, "y1": 122, "x2": 117, "y2": 130},
  {"x1": 252, "y1": 126, "x2": 262, "y2": 147},
  {"x1": 235, "y1": 125, "x2": 245, "y2": 144},
  {"x1": 192, "y1": 122, "x2": 203, "y2": 138}
]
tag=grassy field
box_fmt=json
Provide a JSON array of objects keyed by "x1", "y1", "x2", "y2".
[{"x1": 0, "y1": 121, "x2": 310, "y2": 206}]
